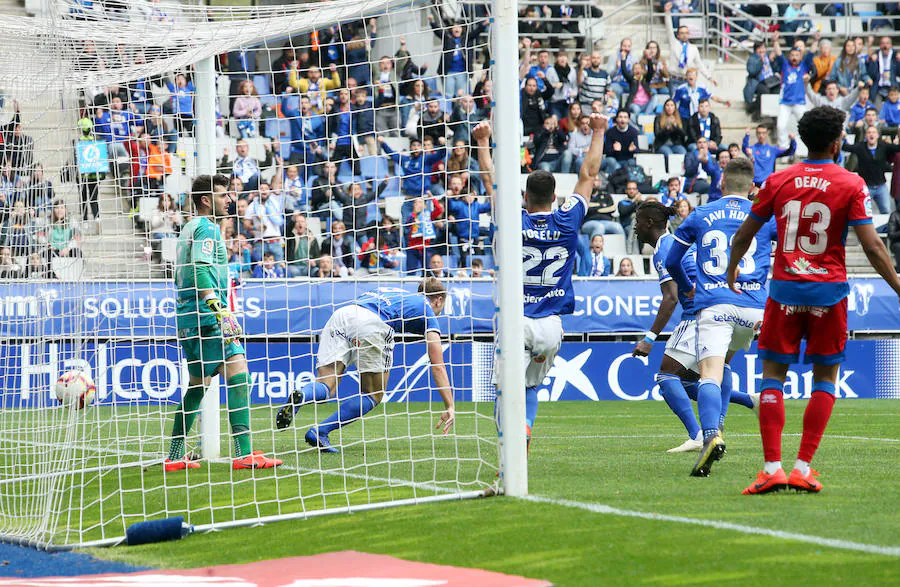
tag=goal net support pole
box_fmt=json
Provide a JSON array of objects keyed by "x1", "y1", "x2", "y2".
[
  {"x1": 493, "y1": 0, "x2": 528, "y2": 497},
  {"x1": 194, "y1": 55, "x2": 222, "y2": 461}
]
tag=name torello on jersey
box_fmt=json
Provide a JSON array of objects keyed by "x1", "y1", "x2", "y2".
[
  {"x1": 674, "y1": 195, "x2": 777, "y2": 310},
  {"x1": 522, "y1": 193, "x2": 587, "y2": 318},
  {"x1": 355, "y1": 289, "x2": 441, "y2": 336},
  {"x1": 654, "y1": 234, "x2": 698, "y2": 320}
]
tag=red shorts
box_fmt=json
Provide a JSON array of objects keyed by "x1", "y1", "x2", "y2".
[{"x1": 757, "y1": 298, "x2": 848, "y2": 365}]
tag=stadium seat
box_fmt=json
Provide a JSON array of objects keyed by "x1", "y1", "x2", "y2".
[
  {"x1": 243, "y1": 136, "x2": 271, "y2": 161},
  {"x1": 51, "y1": 257, "x2": 84, "y2": 281},
  {"x1": 555, "y1": 173, "x2": 578, "y2": 198},
  {"x1": 667, "y1": 153, "x2": 685, "y2": 175},
  {"x1": 161, "y1": 238, "x2": 177, "y2": 264},
  {"x1": 604, "y1": 233, "x2": 627, "y2": 257},
  {"x1": 635, "y1": 153, "x2": 667, "y2": 184},
  {"x1": 378, "y1": 176, "x2": 402, "y2": 199},
  {"x1": 637, "y1": 134, "x2": 650, "y2": 151},
  {"x1": 360, "y1": 155, "x2": 390, "y2": 180},
  {"x1": 381, "y1": 136, "x2": 409, "y2": 154},
  {"x1": 384, "y1": 195, "x2": 404, "y2": 220},
  {"x1": 216, "y1": 136, "x2": 237, "y2": 159},
  {"x1": 307, "y1": 216, "x2": 323, "y2": 240},
  {"x1": 760, "y1": 94, "x2": 780, "y2": 118},
  {"x1": 137, "y1": 196, "x2": 158, "y2": 223}
]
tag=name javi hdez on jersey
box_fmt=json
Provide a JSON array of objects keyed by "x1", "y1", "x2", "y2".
[
  {"x1": 522, "y1": 193, "x2": 587, "y2": 318},
  {"x1": 674, "y1": 196, "x2": 777, "y2": 309}
]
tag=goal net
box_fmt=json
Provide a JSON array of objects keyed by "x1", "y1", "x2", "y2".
[{"x1": 0, "y1": 0, "x2": 501, "y2": 549}]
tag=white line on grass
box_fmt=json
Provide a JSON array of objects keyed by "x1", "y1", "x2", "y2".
[
  {"x1": 539, "y1": 433, "x2": 900, "y2": 443},
  {"x1": 523, "y1": 495, "x2": 900, "y2": 557}
]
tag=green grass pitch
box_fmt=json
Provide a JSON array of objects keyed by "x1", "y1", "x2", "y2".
[{"x1": 78, "y1": 399, "x2": 900, "y2": 585}]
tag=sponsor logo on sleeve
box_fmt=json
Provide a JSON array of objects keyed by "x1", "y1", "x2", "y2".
[
  {"x1": 201, "y1": 239, "x2": 214, "y2": 255},
  {"x1": 561, "y1": 197, "x2": 577, "y2": 212}
]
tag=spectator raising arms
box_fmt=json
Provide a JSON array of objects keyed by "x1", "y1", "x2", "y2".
[
  {"x1": 545, "y1": 51, "x2": 579, "y2": 121},
  {"x1": 624, "y1": 62, "x2": 655, "y2": 120},
  {"x1": 664, "y1": 3, "x2": 716, "y2": 88},
  {"x1": 289, "y1": 63, "x2": 341, "y2": 114},
  {"x1": 429, "y1": 13, "x2": 487, "y2": 98},
  {"x1": 841, "y1": 126, "x2": 900, "y2": 214},
  {"x1": 743, "y1": 125, "x2": 796, "y2": 187}
]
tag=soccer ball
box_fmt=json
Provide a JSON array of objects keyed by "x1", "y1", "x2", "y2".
[{"x1": 54, "y1": 370, "x2": 96, "y2": 409}]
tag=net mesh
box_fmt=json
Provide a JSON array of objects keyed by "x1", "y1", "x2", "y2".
[{"x1": 0, "y1": 0, "x2": 499, "y2": 548}]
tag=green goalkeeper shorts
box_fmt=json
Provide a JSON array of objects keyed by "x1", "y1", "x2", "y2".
[{"x1": 179, "y1": 325, "x2": 245, "y2": 379}]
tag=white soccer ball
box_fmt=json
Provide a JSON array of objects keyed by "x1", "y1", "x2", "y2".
[{"x1": 54, "y1": 370, "x2": 96, "y2": 409}]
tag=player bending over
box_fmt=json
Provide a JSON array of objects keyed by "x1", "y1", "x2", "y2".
[
  {"x1": 728, "y1": 106, "x2": 900, "y2": 494},
  {"x1": 166, "y1": 174, "x2": 282, "y2": 471},
  {"x1": 484, "y1": 114, "x2": 608, "y2": 451},
  {"x1": 275, "y1": 278, "x2": 454, "y2": 452},
  {"x1": 665, "y1": 158, "x2": 777, "y2": 477},
  {"x1": 632, "y1": 201, "x2": 759, "y2": 454}
]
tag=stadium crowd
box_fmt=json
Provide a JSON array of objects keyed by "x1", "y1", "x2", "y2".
[{"x1": 7, "y1": 2, "x2": 900, "y2": 281}]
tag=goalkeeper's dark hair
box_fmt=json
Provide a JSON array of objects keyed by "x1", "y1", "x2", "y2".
[
  {"x1": 191, "y1": 174, "x2": 231, "y2": 211},
  {"x1": 798, "y1": 106, "x2": 846, "y2": 154},
  {"x1": 525, "y1": 170, "x2": 556, "y2": 207},
  {"x1": 635, "y1": 200, "x2": 677, "y2": 229},
  {"x1": 418, "y1": 277, "x2": 447, "y2": 298}
]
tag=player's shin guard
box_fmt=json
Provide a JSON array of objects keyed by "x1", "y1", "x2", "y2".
[
  {"x1": 168, "y1": 384, "x2": 204, "y2": 461},
  {"x1": 657, "y1": 373, "x2": 700, "y2": 439},
  {"x1": 317, "y1": 393, "x2": 378, "y2": 437},
  {"x1": 797, "y1": 383, "x2": 836, "y2": 463},
  {"x1": 759, "y1": 378, "x2": 786, "y2": 463},
  {"x1": 697, "y1": 378, "x2": 723, "y2": 440},
  {"x1": 227, "y1": 373, "x2": 252, "y2": 457},
  {"x1": 525, "y1": 387, "x2": 538, "y2": 430}
]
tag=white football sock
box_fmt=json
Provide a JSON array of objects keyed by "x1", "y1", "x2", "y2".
[
  {"x1": 764, "y1": 461, "x2": 782, "y2": 475},
  {"x1": 794, "y1": 459, "x2": 810, "y2": 476}
]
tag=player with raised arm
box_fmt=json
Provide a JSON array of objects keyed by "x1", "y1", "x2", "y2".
[
  {"x1": 275, "y1": 277, "x2": 454, "y2": 452},
  {"x1": 665, "y1": 158, "x2": 777, "y2": 477},
  {"x1": 727, "y1": 106, "x2": 900, "y2": 494},
  {"x1": 632, "y1": 201, "x2": 759, "y2": 454},
  {"x1": 165, "y1": 174, "x2": 282, "y2": 471},
  {"x1": 483, "y1": 114, "x2": 607, "y2": 451}
]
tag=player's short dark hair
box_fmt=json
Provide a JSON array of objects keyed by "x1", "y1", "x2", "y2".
[
  {"x1": 798, "y1": 106, "x2": 846, "y2": 153},
  {"x1": 525, "y1": 169, "x2": 556, "y2": 207},
  {"x1": 636, "y1": 200, "x2": 676, "y2": 228},
  {"x1": 722, "y1": 158, "x2": 755, "y2": 195},
  {"x1": 418, "y1": 277, "x2": 446, "y2": 298},
  {"x1": 191, "y1": 174, "x2": 230, "y2": 211}
]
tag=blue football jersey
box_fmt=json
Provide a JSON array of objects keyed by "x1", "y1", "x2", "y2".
[
  {"x1": 356, "y1": 289, "x2": 441, "y2": 335},
  {"x1": 673, "y1": 196, "x2": 777, "y2": 311},
  {"x1": 654, "y1": 233, "x2": 697, "y2": 320},
  {"x1": 522, "y1": 193, "x2": 587, "y2": 318}
]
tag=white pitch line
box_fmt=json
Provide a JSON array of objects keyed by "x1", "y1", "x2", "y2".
[
  {"x1": 523, "y1": 495, "x2": 900, "y2": 557},
  {"x1": 538, "y1": 433, "x2": 900, "y2": 443}
]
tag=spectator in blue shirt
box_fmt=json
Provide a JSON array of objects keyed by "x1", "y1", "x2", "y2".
[
  {"x1": 701, "y1": 146, "x2": 729, "y2": 202},
  {"x1": 848, "y1": 85, "x2": 876, "y2": 129},
  {"x1": 282, "y1": 93, "x2": 325, "y2": 171},
  {"x1": 879, "y1": 86, "x2": 900, "y2": 132},
  {"x1": 672, "y1": 68, "x2": 730, "y2": 120},
  {"x1": 326, "y1": 88, "x2": 354, "y2": 169},
  {"x1": 742, "y1": 125, "x2": 796, "y2": 186},
  {"x1": 774, "y1": 44, "x2": 816, "y2": 150},
  {"x1": 351, "y1": 88, "x2": 377, "y2": 157},
  {"x1": 252, "y1": 252, "x2": 286, "y2": 279},
  {"x1": 378, "y1": 135, "x2": 446, "y2": 198},
  {"x1": 447, "y1": 186, "x2": 491, "y2": 267},
  {"x1": 428, "y1": 12, "x2": 488, "y2": 99},
  {"x1": 659, "y1": 176, "x2": 687, "y2": 207},
  {"x1": 165, "y1": 73, "x2": 195, "y2": 134}
]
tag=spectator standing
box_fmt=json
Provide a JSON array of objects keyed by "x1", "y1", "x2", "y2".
[
  {"x1": 654, "y1": 100, "x2": 688, "y2": 158},
  {"x1": 378, "y1": 136, "x2": 445, "y2": 198},
  {"x1": 327, "y1": 88, "x2": 355, "y2": 168},
  {"x1": 560, "y1": 102, "x2": 583, "y2": 134},
  {"x1": 774, "y1": 44, "x2": 815, "y2": 151},
  {"x1": 520, "y1": 78, "x2": 552, "y2": 137},
  {"x1": 165, "y1": 73, "x2": 194, "y2": 135},
  {"x1": 220, "y1": 139, "x2": 274, "y2": 193},
  {"x1": 345, "y1": 20, "x2": 377, "y2": 88},
  {"x1": 841, "y1": 126, "x2": 900, "y2": 214},
  {"x1": 602, "y1": 110, "x2": 640, "y2": 174},
  {"x1": 699, "y1": 144, "x2": 730, "y2": 202},
  {"x1": 446, "y1": 186, "x2": 491, "y2": 267},
  {"x1": 664, "y1": 3, "x2": 717, "y2": 89},
  {"x1": 148, "y1": 192, "x2": 184, "y2": 243},
  {"x1": 373, "y1": 56, "x2": 400, "y2": 134},
  {"x1": 289, "y1": 63, "x2": 341, "y2": 115},
  {"x1": 686, "y1": 98, "x2": 723, "y2": 153},
  {"x1": 73, "y1": 117, "x2": 104, "y2": 222},
  {"x1": 617, "y1": 180, "x2": 651, "y2": 253},
  {"x1": 286, "y1": 213, "x2": 321, "y2": 277},
  {"x1": 867, "y1": 36, "x2": 900, "y2": 104},
  {"x1": 673, "y1": 68, "x2": 730, "y2": 121},
  {"x1": 831, "y1": 38, "x2": 870, "y2": 94},
  {"x1": 25, "y1": 164, "x2": 54, "y2": 217},
  {"x1": 608, "y1": 39, "x2": 638, "y2": 98},
  {"x1": 849, "y1": 86, "x2": 876, "y2": 130},
  {"x1": 810, "y1": 38, "x2": 837, "y2": 93},
  {"x1": 2, "y1": 200, "x2": 32, "y2": 257},
  {"x1": 682, "y1": 136, "x2": 712, "y2": 195},
  {"x1": 232, "y1": 79, "x2": 262, "y2": 139},
  {"x1": 405, "y1": 194, "x2": 443, "y2": 274},
  {"x1": 578, "y1": 51, "x2": 611, "y2": 110},
  {"x1": 806, "y1": 79, "x2": 861, "y2": 111},
  {"x1": 581, "y1": 176, "x2": 624, "y2": 237},
  {"x1": 400, "y1": 78, "x2": 430, "y2": 127},
  {"x1": 344, "y1": 182, "x2": 376, "y2": 242},
  {"x1": 406, "y1": 99, "x2": 449, "y2": 145},
  {"x1": 582, "y1": 234, "x2": 613, "y2": 277},
  {"x1": 624, "y1": 62, "x2": 655, "y2": 120},
  {"x1": 565, "y1": 115, "x2": 594, "y2": 174},
  {"x1": 879, "y1": 86, "x2": 900, "y2": 134},
  {"x1": 742, "y1": 125, "x2": 796, "y2": 187},
  {"x1": 449, "y1": 94, "x2": 483, "y2": 145},
  {"x1": 545, "y1": 51, "x2": 578, "y2": 121},
  {"x1": 310, "y1": 160, "x2": 350, "y2": 223},
  {"x1": 744, "y1": 40, "x2": 780, "y2": 115},
  {"x1": 246, "y1": 181, "x2": 287, "y2": 262},
  {"x1": 325, "y1": 220, "x2": 356, "y2": 275},
  {"x1": 429, "y1": 13, "x2": 487, "y2": 98},
  {"x1": 532, "y1": 115, "x2": 568, "y2": 173},
  {"x1": 282, "y1": 94, "x2": 325, "y2": 169},
  {"x1": 351, "y1": 88, "x2": 377, "y2": 157},
  {"x1": 641, "y1": 41, "x2": 670, "y2": 94}
]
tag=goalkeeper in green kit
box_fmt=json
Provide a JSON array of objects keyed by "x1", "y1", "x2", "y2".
[{"x1": 164, "y1": 174, "x2": 282, "y2": 472}]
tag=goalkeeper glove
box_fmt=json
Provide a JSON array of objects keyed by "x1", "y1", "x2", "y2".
[{"x1": 205, "y1": 296, "x2": 242, "y2": 342}]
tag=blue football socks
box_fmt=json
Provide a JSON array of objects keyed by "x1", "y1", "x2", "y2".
[
  {"x1": 657, "y1": 373, "x2": 700, "y2": 439},
  {"x1": 317, "y1": 394, "x2": 378, "y2": 437},
  {"x1": 697, "y1": 378, "x2": 722, "y2": 440},
  {"x1": 293, "y1": 381, "x2": 331, "y2": 415},
  {"x1": 525, "y1": 386, "x2": 538, "y2": 430}
]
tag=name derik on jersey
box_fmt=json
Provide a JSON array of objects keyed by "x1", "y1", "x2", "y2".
[{"x1": 795, "y1": 175, "x2": 831, "y2": 192}]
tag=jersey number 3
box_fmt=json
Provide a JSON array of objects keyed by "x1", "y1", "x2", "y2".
[
  {"x1": 523, "y1": 245, "x2": 568, "y2": 286},
  {"x1": 782, "y1": 201, "x2": 830, "y2": 255},
  {"x1": 701, "y1": 230, "x2": 757, "y2": 276}
]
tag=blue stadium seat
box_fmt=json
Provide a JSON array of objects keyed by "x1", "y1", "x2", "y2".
[
  {"x1": 379, "y1": 176, "x2": 402, "y2": 199},
  {"x1": 360, "y1": 155, "x2": 390, "y2": 180}
]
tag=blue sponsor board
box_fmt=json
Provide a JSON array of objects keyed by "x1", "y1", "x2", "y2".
[
  {"x1": 1, "y1": 339, "x2": 891, "y2": 408},
  {"x1": 0, "y1": 278, "x2": 892, "y2": 338}
]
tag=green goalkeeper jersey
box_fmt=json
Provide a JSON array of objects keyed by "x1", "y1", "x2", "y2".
[{"x1": 175, "y1": 216, "x2": 230, "y2": 331}]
